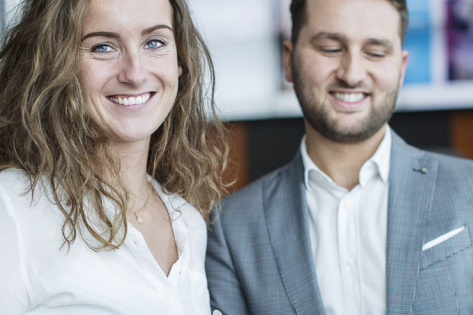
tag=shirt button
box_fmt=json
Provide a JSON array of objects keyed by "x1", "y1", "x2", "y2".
[
  {"x1": 213, "y1": 311, "x2": 223, "y2": 315},
  {"x1": 165, "y1": 291, "x2": 173, "y2": 300},
  {"x1": 133, "y1": 239, "x2": 138, "y2": 246},
  {"x1": 345, "y1": 258, "x2": 354, "y2": 267}
]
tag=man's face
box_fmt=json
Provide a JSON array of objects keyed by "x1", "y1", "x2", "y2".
[{"x1": 283, "y1": 0, "x2": 408, "y2": 143}]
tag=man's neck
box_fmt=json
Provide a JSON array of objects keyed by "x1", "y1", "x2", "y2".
[{"x1": 305, "y1": 122, "x2": 387, "y2": 191}]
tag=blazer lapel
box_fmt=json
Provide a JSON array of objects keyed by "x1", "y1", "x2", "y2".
[
  {"x1": 263, "y1": 153, "x2": 326, "y2": 315},
  {"x1": 386, "y1": 132, "x2": 439, "y2": 314}
]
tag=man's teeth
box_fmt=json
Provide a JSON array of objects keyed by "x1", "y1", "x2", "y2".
[
  {"x1": 110, "y1": 93, "x2": 151, "y2": 105},
  {"x1": 333, "y1": 92, "x2": 366, "y2": 103}
]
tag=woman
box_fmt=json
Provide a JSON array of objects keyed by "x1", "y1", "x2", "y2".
[{"x1": 0, "y1": 0, "x2": 228, "y2": 314}]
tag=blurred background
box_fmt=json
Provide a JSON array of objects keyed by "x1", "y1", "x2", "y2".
[{"x1": 2, "y1": 0, "x2": 473, "y2": 194}]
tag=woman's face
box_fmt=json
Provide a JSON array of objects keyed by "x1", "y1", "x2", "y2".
[{"x1": 79, "y1": 0, "x2": 181, "y2": 146}]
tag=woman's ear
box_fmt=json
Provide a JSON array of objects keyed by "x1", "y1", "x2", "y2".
[{"x1": 178, "y1": 57, "x2": 183, "y2": 77}]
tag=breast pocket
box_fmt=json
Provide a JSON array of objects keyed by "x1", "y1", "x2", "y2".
[
  {"x1": 420, "y1": 226, "x2": 472, "y2": 269},
  {"x1": 414, "y1": 226, "x2": 473, "y2": 313}
]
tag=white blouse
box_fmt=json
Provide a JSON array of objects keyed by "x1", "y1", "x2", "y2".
[{"x1": 0, "y1": 169, "x2": 211, "y2": 315}]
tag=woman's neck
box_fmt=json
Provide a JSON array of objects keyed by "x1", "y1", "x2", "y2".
[{"x1": 113, "y1": 138, "x2": 151, "y2": 197}]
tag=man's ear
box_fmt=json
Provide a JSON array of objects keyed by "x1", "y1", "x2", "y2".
[
  {"x1": 283, "y1": 41, "x2": 294, "y2": 83},
  {"x1": 398, "y1": 50, "x2": 409, "y2": 88}
]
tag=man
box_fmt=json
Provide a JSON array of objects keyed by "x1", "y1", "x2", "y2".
[{"x1": 206, "y1": 0, "x2": 473, "y2": 314}]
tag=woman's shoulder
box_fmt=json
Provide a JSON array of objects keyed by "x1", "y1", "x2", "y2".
[
  {"x1": 0, "y1": 168, "x2": 57, "y2": 221},
  {"x1": 0, "y1": 168, "x2": 32, "y2": 197},
  {"x1": 0, "y1": 168, "x2": 29, "y2": 184},
  {"x1": 0, "y1": 168, "x2": 54, "y2": 201},
  {"x1": 0, "y1": 168, "x2": 64, "y2": 249}
]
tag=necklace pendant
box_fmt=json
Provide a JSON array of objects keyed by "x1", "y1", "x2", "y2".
[{"x1": 136, "y1": 215, "x2": 143, "y2": 224}]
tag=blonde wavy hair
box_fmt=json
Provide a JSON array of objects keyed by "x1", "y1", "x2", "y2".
[{"x1": 0, "y1": 0, "x2": 229, "y2": 250}]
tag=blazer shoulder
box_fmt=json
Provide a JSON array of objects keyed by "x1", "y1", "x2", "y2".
[
  {"x1": 425, "y1": 151, "x2": 473, "y2": 175},
  {"x1": 215, "y1": 163, "x2": 291, "y2": 221},
  {"x1": 224, "y1": 166, "x2": 284, "y2": 204},
  {"x1": 418, "y1": 151, "x2": 473, "y2": 196},
  {"x1": 392, "y1": 133, "x2": 473, "y2": 179}
]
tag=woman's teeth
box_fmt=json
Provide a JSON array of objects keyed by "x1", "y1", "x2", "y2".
[
  {"x1": 333, "y1": 92, "x2": 366, "y2": 103},
  {"x1": 110, "y1": 93, "x2": 151, "y2": 105}
]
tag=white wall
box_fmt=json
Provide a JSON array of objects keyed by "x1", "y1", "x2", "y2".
[{"x1": 3, "y1": 0, "x2": 20, "y2": 23}]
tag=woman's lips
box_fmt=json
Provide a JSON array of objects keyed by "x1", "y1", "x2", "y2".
[{"x1": 108, "y1": 92, "x2": 153, "y2": 106}]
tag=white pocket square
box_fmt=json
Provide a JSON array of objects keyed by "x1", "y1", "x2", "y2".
[{"x1": 422, "y1": 226, "x2": 465, "y2": 251}]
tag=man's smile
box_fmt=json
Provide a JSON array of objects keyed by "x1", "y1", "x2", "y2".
[{"x1": 330, "y1": 92, "x2": 368, "y2": 103}]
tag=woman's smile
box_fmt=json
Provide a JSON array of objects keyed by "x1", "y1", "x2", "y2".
[{"x1": 108, "y1": 92, "x2": 155, "y2": 106}]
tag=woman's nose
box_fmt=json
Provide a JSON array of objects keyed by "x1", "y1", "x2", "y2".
[{"x1": 117, "y1": 51, "x2": 148, "y2": 87}]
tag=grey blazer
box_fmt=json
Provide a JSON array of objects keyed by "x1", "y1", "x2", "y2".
[{"x1": 206, "y1": 132, "x2": 473, "y2": 315}]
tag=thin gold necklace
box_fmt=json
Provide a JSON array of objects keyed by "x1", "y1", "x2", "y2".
[{"x1": 131, "y1": 184, "x2": 150, "y2": 224}]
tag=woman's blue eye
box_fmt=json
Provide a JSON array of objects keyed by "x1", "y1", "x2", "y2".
[
  {"x1": 147, "y1": 39, "x2": 164, "y2": 49},
  {"x1": 92, "y1": 44, "x2": 112, "y2": 53}
]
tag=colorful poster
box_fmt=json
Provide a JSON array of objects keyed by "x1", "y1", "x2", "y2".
[
  {"x1": 446, "y1": 0, "x2": 473, "y2": 80},
  {"x1": 402, "y1": 0, "x2": 432, "y2": 84}
]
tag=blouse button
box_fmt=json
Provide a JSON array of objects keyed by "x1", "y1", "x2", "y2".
[
  {"x1": 345, "y1": 258, "x2": 354, "y2": 267},
  {"x1": 165, "y1": 291, "x2": 173, "y2": 299}
]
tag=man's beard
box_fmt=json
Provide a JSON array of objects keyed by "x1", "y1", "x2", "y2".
[{"x1": 292, "y1": 64, "x2": 399, "y2": 144}]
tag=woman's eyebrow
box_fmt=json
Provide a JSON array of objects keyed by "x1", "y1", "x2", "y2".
[
  {"x1": 81, "y1": 24, "x2": 172, "y2": 42},
  {"x1": 142, "y1": 24, "x2": 173, "y2": 35},
  {"x1": 81, "y1": 31, "x2": 119, "y2": 42}
]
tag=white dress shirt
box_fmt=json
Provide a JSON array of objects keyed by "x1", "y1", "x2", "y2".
[
  {"x1": 301, "y1": 127, "x2": 392, "y2": 315},
  {"x1": 0, "y1": 169, "x2": 211, "y2": 315}
]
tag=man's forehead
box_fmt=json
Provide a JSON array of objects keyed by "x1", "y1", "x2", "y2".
[
  {"x1": 306, "y1": 0, "x2": 398, "y2": 12},
  {"x1": 303, "y1": 0, "x2": 402, "y2": 43}
]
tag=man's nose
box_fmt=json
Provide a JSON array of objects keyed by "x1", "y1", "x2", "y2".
[
  {"x1": 117, "y1": 51, "x2": 148, "y2": 87},
  {"x1": 336, "y1": 52, "x2": 367, "y2": 87}
]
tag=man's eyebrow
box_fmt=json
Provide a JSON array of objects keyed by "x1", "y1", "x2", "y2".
[
  {"x1": 81, "y1": 32, "x2": 119, "y2": 42},
  {"x1": 364, "y1": 38, "x2": 394, "y2": 50},
  {"x1": 310, "y1": 32, "x2": 395, "y2": 50},
  {"x1": 310, "y1": 32, "x2": 348, "y2": 44},
  {"x1": 142, "y1": 24, "x2": 173, "y2": 35}
]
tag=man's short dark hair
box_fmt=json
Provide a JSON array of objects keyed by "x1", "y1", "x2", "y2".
[{"x1": 289, "y1": 0, "x2": 409, "y2": 45}]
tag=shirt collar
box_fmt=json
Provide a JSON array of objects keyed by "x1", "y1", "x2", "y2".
[
  {"x1": 300, "y1": 126, "x2": 392, "y2": 191},
  {"x1": 366, "y1": 126, "x2": 391, "y2": 184}
]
